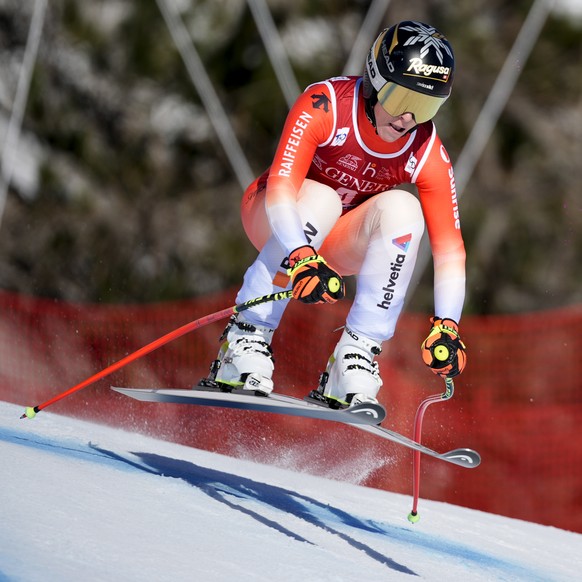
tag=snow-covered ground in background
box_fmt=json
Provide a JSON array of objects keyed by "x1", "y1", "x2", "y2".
[{"x1": 1, "y1": 401, "x2": 580, "y2": 582}]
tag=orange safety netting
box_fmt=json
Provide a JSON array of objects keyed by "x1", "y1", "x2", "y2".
[{"x1": 1, "y1": 289, "x2": 581, "y2": 533}]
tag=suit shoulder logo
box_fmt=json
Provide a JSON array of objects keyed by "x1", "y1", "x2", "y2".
[{"x1": 311, "y1": 92, "x2": 330, "y2": 113}]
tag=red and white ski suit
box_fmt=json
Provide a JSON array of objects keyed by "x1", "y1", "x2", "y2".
[{"x1": 236, "y1": 76, "x2": 465, "y2": 342}]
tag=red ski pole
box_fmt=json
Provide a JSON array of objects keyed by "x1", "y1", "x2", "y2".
[
  {"x1": 20, "y1": 290, "x2": 293, "y2": 419},
  {"x1": 407, "y1": 377, "x2": 455, "y2": 523}
]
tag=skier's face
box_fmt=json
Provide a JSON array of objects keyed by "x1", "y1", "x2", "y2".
[{"x1": 373, "y1": 102, "x2": 417, "y2": 142}]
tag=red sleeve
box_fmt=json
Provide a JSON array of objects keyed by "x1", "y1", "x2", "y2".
[
  {"x1": 415, "y1": 132, "x2": 466, "y2": 321},
  {"x1": 264, "y1": 82, "x2": 336, "y2": 252}
]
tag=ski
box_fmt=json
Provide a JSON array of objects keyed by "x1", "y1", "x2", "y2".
[
  {"x1": 111, "y1": 386, "x2": 480, "y2": 468},
  {"x1": 353, "y1": 423, "x2": 481, "y2": 468},
  {"x1": 111, "y1": 386, "x2": 386, "y2": 426}
]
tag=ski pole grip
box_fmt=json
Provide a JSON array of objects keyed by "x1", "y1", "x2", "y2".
[{"x1": 235, "y1": 290, "x2": 293, "y2": 314}]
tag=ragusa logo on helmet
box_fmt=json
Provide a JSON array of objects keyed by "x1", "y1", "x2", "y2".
[{"x1": 406, "y1": 58, "x2": 451, "y2": 80}]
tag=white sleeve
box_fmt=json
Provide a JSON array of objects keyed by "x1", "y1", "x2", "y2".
[
  {"x1": 433, "y1": 252, "x2": 466, "y2": 322},
  {"x1": 266, "y1": 201, "x2": 308, "y2": 255}
]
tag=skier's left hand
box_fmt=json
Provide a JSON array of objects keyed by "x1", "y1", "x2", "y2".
[
  {"x1": 287, "y1": 245, "x2": 345, "y2": 304},
  {"x1": 421, "y1": 317, "x2": 467, "y2": 378}
]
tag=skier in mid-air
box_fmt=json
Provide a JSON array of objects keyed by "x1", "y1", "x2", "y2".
[{"x1": 205, "y1": 20, "x2": 467, "y2": 408}]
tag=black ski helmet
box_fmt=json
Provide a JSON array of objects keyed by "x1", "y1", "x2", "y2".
[{"x1": 363, "y1": 21, "x2": 455, "y2": 126}]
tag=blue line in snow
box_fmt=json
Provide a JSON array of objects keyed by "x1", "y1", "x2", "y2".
[{"x1": 0, "y1": 424, "x2": 556, "y2": 581}]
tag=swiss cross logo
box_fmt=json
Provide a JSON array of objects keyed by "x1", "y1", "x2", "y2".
[{"x1": 392, "y1": 234, "x2": 412, "y2": 252}]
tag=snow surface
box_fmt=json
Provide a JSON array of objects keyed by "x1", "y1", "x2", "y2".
[{"x1": 1, "y1": 401, "x2": 580, "y2": 582}]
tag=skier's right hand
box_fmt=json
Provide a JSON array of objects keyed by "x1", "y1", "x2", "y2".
[{"x1": 287, "y1": 245, "x2": 345, "y2": 304}]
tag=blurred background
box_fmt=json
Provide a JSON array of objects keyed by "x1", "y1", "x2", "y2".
[
  {"x1": 0, "y1": 0, "x2": 581, "y2": 533},
  {"x1": 0, "y1": 0, "x2": 580, "y2": 311}
]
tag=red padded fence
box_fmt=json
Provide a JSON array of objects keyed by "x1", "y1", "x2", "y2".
[{"x1": 1, "y1": 289, "x2": 581, "y2": 533}]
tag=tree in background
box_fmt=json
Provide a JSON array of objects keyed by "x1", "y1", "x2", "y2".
[{"x1": 0, "y1": 0, "x2": 580, "y2": 313}]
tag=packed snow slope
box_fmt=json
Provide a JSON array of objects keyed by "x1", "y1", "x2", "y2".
[{"x1": 1, "y1": 401, "x2": 580, "y2": 582}]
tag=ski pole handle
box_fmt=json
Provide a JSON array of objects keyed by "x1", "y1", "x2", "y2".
[
  {"x1": 21, "y1": 290, "x2": 293, "y2": 419},
  {"x1": 234, "y1": 290, "x2": 292, "y2": 314}
]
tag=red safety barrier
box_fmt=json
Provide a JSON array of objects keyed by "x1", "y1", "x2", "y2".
[{"x1": 1, "y1": 290, "x2": 581, "y2": 532}]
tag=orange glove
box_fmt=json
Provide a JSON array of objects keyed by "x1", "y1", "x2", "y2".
[
  {"x1": 421, "y1": 317, "x2": 467, "y2": 378},
  {"x1": 287, "y1": 245, "x2": 345, "y2": 304}
]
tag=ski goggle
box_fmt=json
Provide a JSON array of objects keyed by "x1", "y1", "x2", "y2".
[{"x1": 376, "y1": 81, "x2": 448, "y2": 124}]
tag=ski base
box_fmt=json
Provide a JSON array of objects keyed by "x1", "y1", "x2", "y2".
[{"x1": 111, "y1": 386, "x2": 386, "y2": 426}]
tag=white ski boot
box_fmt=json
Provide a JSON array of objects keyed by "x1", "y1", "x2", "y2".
[
  {"x1": 311, "y1": 327, "x2": 383, "y2": 408},
  {"x1": 206, "y1": 315, "x2": 275, "y2": 396}
]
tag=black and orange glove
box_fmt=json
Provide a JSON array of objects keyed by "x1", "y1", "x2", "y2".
[
  {"x1": 421, "y1": 317, "x2": 467, "y2": 378},
  {"x1": 287, "y1": 245, "x2": 345, "y2": 304}
]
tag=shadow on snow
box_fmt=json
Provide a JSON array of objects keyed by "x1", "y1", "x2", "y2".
[{"x1": 0, "y1": 426, "x2": 548, "y2": 580}]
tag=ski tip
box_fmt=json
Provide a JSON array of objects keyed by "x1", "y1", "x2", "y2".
[
  {"x1": 348, "y1": 402, "x2": 387, "y2": 424},
  {"x1": 444, "y1": 448, "x2": 481, "y2": 468}
]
